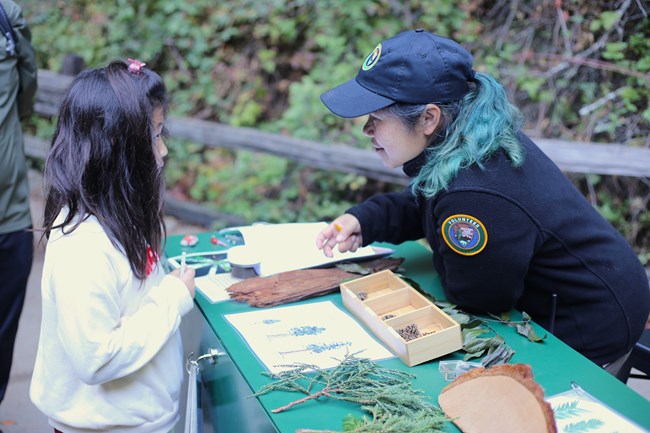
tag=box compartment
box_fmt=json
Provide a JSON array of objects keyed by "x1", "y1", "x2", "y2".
[
  {"x1": 341, "y1": 270, "x2": 410, "y2": 301},
  {"x1": 364, "y1": 287, "x2": 431, "y2": 319},
  {"x1": 341, "y1": 270, "x2": 462, "y2": 367}
]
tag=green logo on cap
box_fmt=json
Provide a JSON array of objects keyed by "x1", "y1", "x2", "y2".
[{"x1": 362, "y1": 43, "x2": 382, "y2": 71}]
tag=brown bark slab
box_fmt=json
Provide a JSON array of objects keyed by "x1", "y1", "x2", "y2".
[{"x1": 226, "y1": 257, "x2": 404, "y2": 307}]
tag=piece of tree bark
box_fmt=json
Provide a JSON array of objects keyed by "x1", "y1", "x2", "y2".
[
  {"x1": 438, "y1": 363, "x2": 557, "y2": 433},
  {"x1": 226, "y1": 257, "x2": 404, "y2": 307}
]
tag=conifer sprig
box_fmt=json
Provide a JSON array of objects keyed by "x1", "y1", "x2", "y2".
[{"x1": 253, "y1": 352, "x2": 449, "y2": 432}]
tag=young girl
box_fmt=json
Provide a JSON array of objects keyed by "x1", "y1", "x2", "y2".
[
  {"x1": 316, "y1": 29, "x2": 650, "y2": 380},
  {"x1": 30, "y1": 60, "x2": 196, "y2": 433}
]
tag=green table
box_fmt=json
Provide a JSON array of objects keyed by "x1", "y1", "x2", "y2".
[{"x1": 166, "y1": 232, "x2": 650, "y2": 432}]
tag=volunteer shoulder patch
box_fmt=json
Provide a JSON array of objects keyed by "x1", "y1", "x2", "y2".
[{"x1": 441, "y1": 214, "x2": 488, "y2": 256}]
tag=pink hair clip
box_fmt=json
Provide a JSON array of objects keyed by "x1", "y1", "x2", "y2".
[{"x1": 127, "y1": 58, "x2": 146, "y2": 74}]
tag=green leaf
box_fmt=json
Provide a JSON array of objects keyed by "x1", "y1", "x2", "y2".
[
  {"x1": 600, "y1": 11, "x2": 621, "y2": 30},
  {"x1": 637, "y1": 56, "x2": 650, "y2": 72},
  {"x1": 450, "y1": 312, "x2": 471, "y2": 325},
  {"x1": 642, "y1": 107, "x2": 650, "y2": 124},
  {"x1": 620, "y1": 86, "x2": 639, "y2": 102},
  {"x1": 603, "y1": 42, "x2": 627, "y2": 60}
]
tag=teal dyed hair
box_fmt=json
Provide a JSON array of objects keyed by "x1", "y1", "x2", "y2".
[{"x1": 410, "y1": 72, "x2": 525, "y2": 198}]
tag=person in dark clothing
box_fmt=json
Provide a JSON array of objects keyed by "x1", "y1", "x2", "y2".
[
  {"x1": 0, "y1": 0, "x2": 37, "y2": 406},
  {"x1": 315, "y1": 29, "x2": 650, "y2": 380}
]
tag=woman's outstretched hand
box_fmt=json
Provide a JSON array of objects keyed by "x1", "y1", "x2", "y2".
[{"x1": 316, "y1": 214, "x2": 362, "y2": 258}]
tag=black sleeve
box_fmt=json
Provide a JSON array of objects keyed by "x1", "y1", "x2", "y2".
[
  {"x1": 346, "y1": 188, "x2": 424, "y2": 246},
  {"x1": 434, "y1": 190, "x2": 542, "y2": 314}
]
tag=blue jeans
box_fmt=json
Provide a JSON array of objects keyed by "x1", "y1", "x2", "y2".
[{"x1": 0, "y1": 229, "x2": 33, "y2": 404}]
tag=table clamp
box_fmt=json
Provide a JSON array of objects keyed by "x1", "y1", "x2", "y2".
[
  {"x1": 186, "y1": 347, "x2": 225, "y2": 370},
  {"x1": 185, "y1": 348, "x2": 226, "y2": 433}
]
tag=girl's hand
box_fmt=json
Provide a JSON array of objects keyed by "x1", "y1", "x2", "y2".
[
  {"x1": 170, "y1": 267, "x2": 196, "y2": 299},
  {"x1": 316, "y1": 214, "x2": 362, "y2": 258}
]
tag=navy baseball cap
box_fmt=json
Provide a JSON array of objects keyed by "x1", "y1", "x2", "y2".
[{"x1": 321, "y1": 29, "x2": 475, "y2": 118}]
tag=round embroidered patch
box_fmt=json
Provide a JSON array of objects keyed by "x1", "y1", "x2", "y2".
[
  {"x1": 441, "y1": 214, "x2": 488, "y2": 256},
  {"x1": 362, "y1": 43, "x2": 382, "y2": 71}
]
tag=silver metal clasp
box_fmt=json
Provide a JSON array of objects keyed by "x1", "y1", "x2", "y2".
[
  {"x1": 184, "y1": 347, "x2": 225, "y2": 433},
  {"x1": 186, "y1": 347, "x2": 224, "y2": 372}
]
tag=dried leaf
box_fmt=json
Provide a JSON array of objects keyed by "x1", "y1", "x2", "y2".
[
  {"x1": 460, "y1": 318, "x2": 483, "y2": 329},
  {"x1": 511, "y1": 311, "x2": 547, "y2": 342},
  {"x1": 336, "y1": 262, "x2": 371, "y2": 275},
  {"x1": 462, "y1": 326, "x2": 490, "y2": 340},
  {"x1": 462, "y1": 327, "x2": 502, "y2": 361},
  {"x1": 464, "y1": 350, "x2": 486, "y2": 361},
  {"x1": 434, "y1": 300, "x2": 457, "y2": 310},
  {"x1": 480, "y1": 342, "x2": 515, "y2": 367},
  {"x1": 514, "y1": 321, "x2": 546, "y2": 342}
]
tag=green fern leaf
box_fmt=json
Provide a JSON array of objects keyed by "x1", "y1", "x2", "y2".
[
  {"x1": 563, "y1": 418, "x2": 605, "y2": 432},
  {"x1": 553, "y1": 400, "x2": 587, "y2": 420}
]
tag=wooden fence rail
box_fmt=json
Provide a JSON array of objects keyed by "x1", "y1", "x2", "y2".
[{"x1": 26, "y1": 69, "x2": 650, "y2": 226}]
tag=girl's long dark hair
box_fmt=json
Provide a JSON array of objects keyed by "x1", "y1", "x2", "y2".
[{"x1": 42, "y1": 60, "x2": 168, "y2": 280}]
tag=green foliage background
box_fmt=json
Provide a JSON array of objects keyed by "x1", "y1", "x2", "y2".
[{"x1": 23, "y1": 0, "x2": 650, "y2": 260}]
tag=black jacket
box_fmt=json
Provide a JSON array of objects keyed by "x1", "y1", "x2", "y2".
[{"x1": 348, "y1": 132, "x2": 650, "y2": 366}]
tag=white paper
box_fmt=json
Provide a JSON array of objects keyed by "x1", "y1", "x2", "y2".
[
  {"x1": 167, "y1": 252, "x2": 238, "y2": 303},
  {"x1": 195, "y1": 273, "x2": 243, "y2": 303},
  {"x1": 547, "y1": 386, "x2": 648, "y2": 433},
  {"x1": 224, "y1": 301, "x2": 394, "y2": 373},
  {"x1": 166, "y1": 222, "x2": 395, "y2": 302},
  {"x1": 235, "y1": 222, "x2": 393, "y2": 276}
]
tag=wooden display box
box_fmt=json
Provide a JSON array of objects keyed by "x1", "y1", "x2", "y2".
[{"x1": 340, "y1": 269, "x2": 462, "y2": 367}]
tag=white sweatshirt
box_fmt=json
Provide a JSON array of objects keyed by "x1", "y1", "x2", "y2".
[{"x1": 30, "y1": 211, "x2": 194, "y2": 433}]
